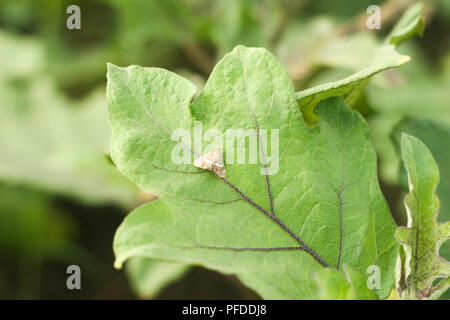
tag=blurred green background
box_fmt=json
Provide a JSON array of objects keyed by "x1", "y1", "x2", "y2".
[{"x1": 0, "y1": 0, "x2": 448, "y2": 299}]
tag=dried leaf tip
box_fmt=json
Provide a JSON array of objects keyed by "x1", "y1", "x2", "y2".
[{"x1": 193, "y1": 147, "x2": 226, "y2": 178}]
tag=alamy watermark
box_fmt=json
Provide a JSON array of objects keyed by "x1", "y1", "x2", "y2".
[
  {"x1": 367, "y1": 5, "x2": 381, "y2": 30},
  {"x1": 66, "y1": 265, "x2": 81, "y2": 290},
  {"x1": 366, "y1": 265, "x2": 381, "y2": 290},
  {"x1": 171, "y1": 121, "x2": 279, "y2": 175},
  {"x1": 66, "y1": 5, "x2": 81, "y2": 30}
]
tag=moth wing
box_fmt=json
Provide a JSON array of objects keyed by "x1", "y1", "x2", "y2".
[
  {"x1": 211, "y1": 147, "x2": 226, "y2": 178},
  {"x1": 193, "y1": 147, "x2": 225, "y2": 178},
  {"x1": 213, "y1": 147, "x2": 224, "y2": 167},
  {"x1": 212, "y1": 165, "x2": 226, "y2": 178},
  {"x1": 193, "y1": 156, "x2": 210, "y2": 169}
]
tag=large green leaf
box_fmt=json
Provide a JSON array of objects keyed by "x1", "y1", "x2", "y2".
[
  {"x1": 294, "y1": 2, "x2": 424, "y2": 127},
  {"x1": 395, "y1": 134, "x2": 450, "y2": 299},
  {"x1": 108, "y1": 46, "x2": 397, "y2": 299}
]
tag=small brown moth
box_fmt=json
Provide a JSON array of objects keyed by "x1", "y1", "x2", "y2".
[{"x1": 193, "y1": 147, "x2": 226, "y2": 178}]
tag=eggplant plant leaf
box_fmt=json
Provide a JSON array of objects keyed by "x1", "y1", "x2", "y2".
[
  {"x1": 391, "y1": 120, "x2": 448, "y2": 304},
  {"x1": 395, "y1": 134, "x2": 450, "y2": 300},
  {"x1": 295, "y1": 2, "x2": 424, "y2": 127},
  {"x1": 392, "y1": 117, "x2": 450, "y2": 265},
  {"x1": 108, "y1": 45, "x2": 397, "y2": 299}
]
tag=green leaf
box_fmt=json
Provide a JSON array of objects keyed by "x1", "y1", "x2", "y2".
[
  {"x1": 392, "y1": 119, "x2": 450, "y2": 299},
  {"x1": 0, "y1": 79, "x2": 140, "y2": 207},
  {"x1": 0, "y1": 32, "x2": 141, "y2": 207},
  {"x1": 294, "y1": 3, "x2": 424, "y2": 127},
  {"x1": 367, "y1": 43, "x2": 450, "y2": 185},
  {"x1": 313, "y1": 264, "x2": 379, "y2": 300},
  {"x1": 314, "y1": 33, "x2": 379, "y2": 71},
  {"x1": 125, "y1": 257, "x2": 189, "y2": 299},
  {"x1": 0, "y1": 30, "x2": 43, "y2": 81},
  {"x1": 393, "y1": 118, "x2": 450, "y2": 225},
  {"x1": 210, "y1": 0, "x2": 279, "y2": 56},
  {"x1": 295, "y1": 46, "x2": 409, "y2": 126},
  {"x1": 0, "y1": 184, "x2": 75, "y2": 298},
  {"x1": 395, "y1": 134, "x2": 450, "y2": 299},
  {"x1": 108, "y1": 46, "x2": 397, "y2": 299},
  {"x1": 0, "y1": 184, "x2": 73, "y2": 257},
  {"x1": 109, "y1": 0, "x2": 191, "y2": 44}
]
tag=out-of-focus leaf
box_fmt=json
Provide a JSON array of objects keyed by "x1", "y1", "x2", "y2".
[
  {"x1": 0, "y1": 32, "x2": 140, "y2": 207},
  {"x1": 210, "y1": 0, "x2": 282, "y2": 57},
  {"x1": 296, "y1": 45, "x2": 410, "y2": 126},
  {"x1": 0, "y1": 79, "x2": 140, "y2": 207},
  {"x1": 315, "y1": 33, "x2": 379, "y2": 71},
  {"x1": 386, "y1": 2, "x2": 425, "y2": 45},
  {"x1": 0, "y1": 184, "x2": 73, "y2": 256},
  {"x1": 368, "y1": 45, "x2": 450, "y2": 184},
  {"x1": 395, "y1": 134, "x2": 449, "y2": 299},
  {"x1": 275, "y1": 17, "x2": 337, "y2": 80},
  {"x1": 0, "y1": 184, "x2": 76, "y2": 299},
  {"x1": 109, "y1": 0, "x2": 192, "y2": 45},
  {"x1": 295, "y1": 3, "x2": 424, "y2": 126},
  {"x1": 126, "y1": 257, "x2": 189, "y2": 299},
  {"x1": 306, "y1": 0, "x2": 382, "y2": 18},
  {"x1": 0, "y1": 31, "x2": 43, "y2": 80},
  {"x1": 368, "y1": 78, "x2": 450, "y2": 121}
]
